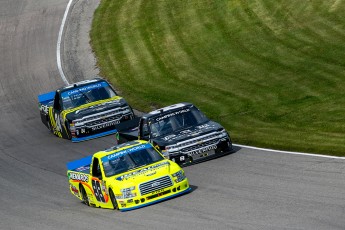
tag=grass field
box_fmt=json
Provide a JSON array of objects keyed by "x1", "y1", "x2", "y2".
[{"x1": 91, "y1": 0, "x2": 345, "y2": 156}]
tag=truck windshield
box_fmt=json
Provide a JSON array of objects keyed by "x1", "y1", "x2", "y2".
[
  {"x1": 102, "y1": 146, "x2": 164, "y2": 177},
  {"x1": 149, "y1": 106, "x2": 209, "y2": 138},
  {"x1": 60, "y1": 81, "x2": 117, "y2": 110}
]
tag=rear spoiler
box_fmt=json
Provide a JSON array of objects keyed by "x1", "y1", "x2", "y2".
[
  {"x1": 38, "y1": 91, "x2": 55, "y2": 105},
  {"x1": 66, "y1": 155, "x2": 93, "y2": 172}
]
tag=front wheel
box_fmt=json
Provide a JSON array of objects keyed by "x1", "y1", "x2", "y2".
[
  {"x1": 109, "y1": 190, "x2": 119, "y2": 210},
  {"x1": 79, "y1": 185, "x2": 89, "y2": 206},
  {"x1": 64, "y1": 121, "x2": 72, "y2": 140}
]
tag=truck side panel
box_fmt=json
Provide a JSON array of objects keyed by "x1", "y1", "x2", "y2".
[
  {"x1": 38, "y1": 91, "x2": 55, "y2": 105},
  {"x1": 67, "y1": 170, "x2": 91, "y2": 202},
  {"x1": 66, "y1": 156, "x2": 113, "y2": 209},
  {"x1": 38, "y1": 91, "x2": 55, "y2": 128},
  {"x1": 66, "y1": 155, "x2": 93, "y2": 172}
]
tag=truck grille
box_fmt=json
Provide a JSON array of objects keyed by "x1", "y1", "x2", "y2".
[
  {"x1": 178, "y1": 133, "x2": 219, "y2": 148},
  {"x1": 139, "y1": 176, "x2": 173, "y2": 196},
  {"x1": 74, "y1": 107, "x2": 131, "y2": 127},
  {"x1": 180, "y1": 138, "x2": 219, "y2": 153},
  {"x1": 84, "y1": 114, "x2": 123, "y2": 126}
]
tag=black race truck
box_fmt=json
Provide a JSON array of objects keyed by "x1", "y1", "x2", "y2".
[
  {"x1": 38, "y1": 78, "x2": 135, "y2": 142},
  {"x1": 118, "y1": 103, "x2": 233, "y2": 166}
]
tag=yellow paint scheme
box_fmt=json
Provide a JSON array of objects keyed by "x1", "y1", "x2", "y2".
[
  {"x1": 50, "y1": 96, "x2": 122, "y2": 138},
  {"x1": 67, "y1": 140, "x2": 190, "y2": 211}
]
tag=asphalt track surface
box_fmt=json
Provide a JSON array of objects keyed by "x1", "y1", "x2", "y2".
[{"x1": 0, "y1": 1, "x2": 344, "y2": 229}]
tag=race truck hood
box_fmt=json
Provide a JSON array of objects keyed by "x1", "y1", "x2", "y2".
[
  {"x1": 112, "y1": 160, "x2": 178, "y2": 184},
  {"x1": 64, "y1": 97, "x2": 128, "y2": 121},
  {"x1": 152, "y1": 121, "x2": 224, "y2": 146}
]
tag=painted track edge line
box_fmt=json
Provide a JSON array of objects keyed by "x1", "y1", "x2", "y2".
[
  {"x1": 57, "y1": 0, "x2": 73, "y2": 85},
  {"x1": 233, "y1": 144, "x2": 345, "y2": 160}
]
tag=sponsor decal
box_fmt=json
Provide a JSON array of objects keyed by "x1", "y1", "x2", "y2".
[
  {"x1": 151, "y1": 181, "x2": 160, "y2": 187},
  {"x1": 197, "y1": 124, "x2": 211, "y2": 129},
  {"x1": 40, "y1": 104, "x2": 49, "y2": 114},
  {"x1": 162, "y1": 134, "x2": 177, "y2": 141},
  {"x1": 91, "y1": 120, "x2": 120, "y2": 131},
  {"x1": 187, "y1": 145, "x2": 217, "y2": 156},
  {"x1": 116, "y1": 161, "x2": 170, "y2": 181},
  {"x1": 105, "y1": 144, "x2": 151, "y2": 161},
  {"x1": 70, "y1": 185, "x2": 79, "y2": 197},
  {"x1": 146, "y1": 171, "x2": 157, "y2": 176},
  {"x1": 180, "y1": 130, "x2": 192, "y2": 134},
  {"x1": 190, "y1": 131, "x2": 202, "y2": 136},
  {"x1": 54, "y1": 112, "x2": 63, "y2": 133},
  {"x1": 66, "y1": 83, "x2": 104, "y2": 96},
  {"x1": 75, "y1": 166, "x2": 90, "y2": 172},
  {"x1": 155, "y1": 109, "x2": 190, "y2": 122},
  {"x1": 69, "y1": 172, "x2": 89, "y2": 182},
  {"x1": 152, "y1": 189, "x2": 165, "y2": 194}
]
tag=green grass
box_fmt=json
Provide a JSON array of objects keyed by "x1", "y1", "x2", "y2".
[{"x1": 91, "y1": 0, "x2": 345, "y2": 156}]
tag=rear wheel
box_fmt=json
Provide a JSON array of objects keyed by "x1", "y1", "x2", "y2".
[
  {"x1": 79, "y1": 185, "x2": 89, "y2": 206},
  {"x1": 46, "y1": 116, "x2": 52, "y2": 132},
  {"x1": 109, "y1": 190, "x2": 119, "y2": 210}
]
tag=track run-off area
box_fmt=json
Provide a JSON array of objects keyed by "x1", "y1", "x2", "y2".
[{"x1": 0, "y1": 1, "x2": 344, "y2": 230}]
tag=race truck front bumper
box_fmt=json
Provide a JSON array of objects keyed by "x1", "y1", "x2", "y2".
[
  {"x1": 163, "y1": 131, "x2": 233, "y2": 166},
  {"x1": 117, "y1": 176, "x2": 191, "y2": 211},
  {"x1": 70, "y1": 107, "x2": 134, "y2": 142}
]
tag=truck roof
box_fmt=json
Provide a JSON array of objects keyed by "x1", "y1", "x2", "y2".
[{"x1": 142, "y1": 102, "x2": 193, "y2": 119}]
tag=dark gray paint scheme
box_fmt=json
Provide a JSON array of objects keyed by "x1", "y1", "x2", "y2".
[{"x1": 0, "y1": 0, "x2": 344, "y2": 229}]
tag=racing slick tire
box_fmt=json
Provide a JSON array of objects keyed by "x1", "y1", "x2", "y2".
[
  {"x1": 64, "y1": 121, "x2": 72, "y2": 140},
  {"x1": 46, "y1": 116, "x2": 52, "y2": 132},
  {"x1": 79, "y1": 185, "x2": 89, "y2": 206},
  {"x1": 109, "y1": 189, "x2": 119, "y2": 210}
]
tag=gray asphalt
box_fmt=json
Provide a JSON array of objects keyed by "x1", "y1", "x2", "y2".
[{"x1": 0, "y1": 1, "x2": 344, "y2": 229}]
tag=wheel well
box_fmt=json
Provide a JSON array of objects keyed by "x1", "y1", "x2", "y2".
[
  {"x1": 79, "y1": 183, "x2": 84, "y2": 194},
  {"x1": 64, "y1": 121, "x2": 72, "y2": 139}
]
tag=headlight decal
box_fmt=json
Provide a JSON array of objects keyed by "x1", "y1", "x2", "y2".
[{"x1": 172, "y1": 170, "x2": 186, "y2": 183}]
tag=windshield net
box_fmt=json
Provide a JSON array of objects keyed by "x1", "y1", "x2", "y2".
[
  {"x1": 101, "y1": 144, "x2": 164, "y2": 177},
  {"x1": 60, "y1": 81, "x2": 116, "y2": 110},
  {"x1": 149, "y1": 106, "x2": 209, "y2": 138}
]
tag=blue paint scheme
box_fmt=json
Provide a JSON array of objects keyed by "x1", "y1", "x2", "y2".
[
  {"x1": 66, "y1": 155, "x2": 92, "y2": 171},
  {"x1": 38, "y1": 91, "x2": 55, "y2": 105},
  {"x1": 71, "y1": 129, "x2": 118, "y2": 143},
  {"x1": 120, "y1": 187, "x2": 192, "y2": 212}
]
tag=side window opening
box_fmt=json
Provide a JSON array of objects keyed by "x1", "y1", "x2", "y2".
[
  {"x1": 140, "y1": 119, "x2": 150, "y2": 139},
  {"x1": 53, "y1": 92, "x2": 61, "y2": 111},
  {"x1": 92, "y1": 158, "x2": 102, "y2": 179}
]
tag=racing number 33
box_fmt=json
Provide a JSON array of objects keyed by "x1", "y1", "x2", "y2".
[{"x1": 92, "y1": 179, "x2": 105, "y2": 203}]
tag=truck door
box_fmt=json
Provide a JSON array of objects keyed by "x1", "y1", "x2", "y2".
[
  {"x1": 47, "y1": 91, "x2": 63, "y2": 137},
  {"x1": 51, "y1": 91, "x2": 70, "y2": 139},
  {"x1": 91, "y1": 157, "x2": 106, "y2": 203}
]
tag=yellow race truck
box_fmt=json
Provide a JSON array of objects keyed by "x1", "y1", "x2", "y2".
[{"x1": 66, "y1": 140, "x2": 191, "y2": 211}]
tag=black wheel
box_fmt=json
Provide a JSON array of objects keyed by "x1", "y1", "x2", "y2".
[
  {"x1": 79, "y1": 185, "x2": 89, "y2": 206},
  {"x1": 64, "y1": 121, "x2": 72, "y2": 140},
  {"x1": 46, "y1": 117, "x2": 52, "y2": 132},
  {"x1": 109, "y1": 190, "x2": 119, "y2": 210}
]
